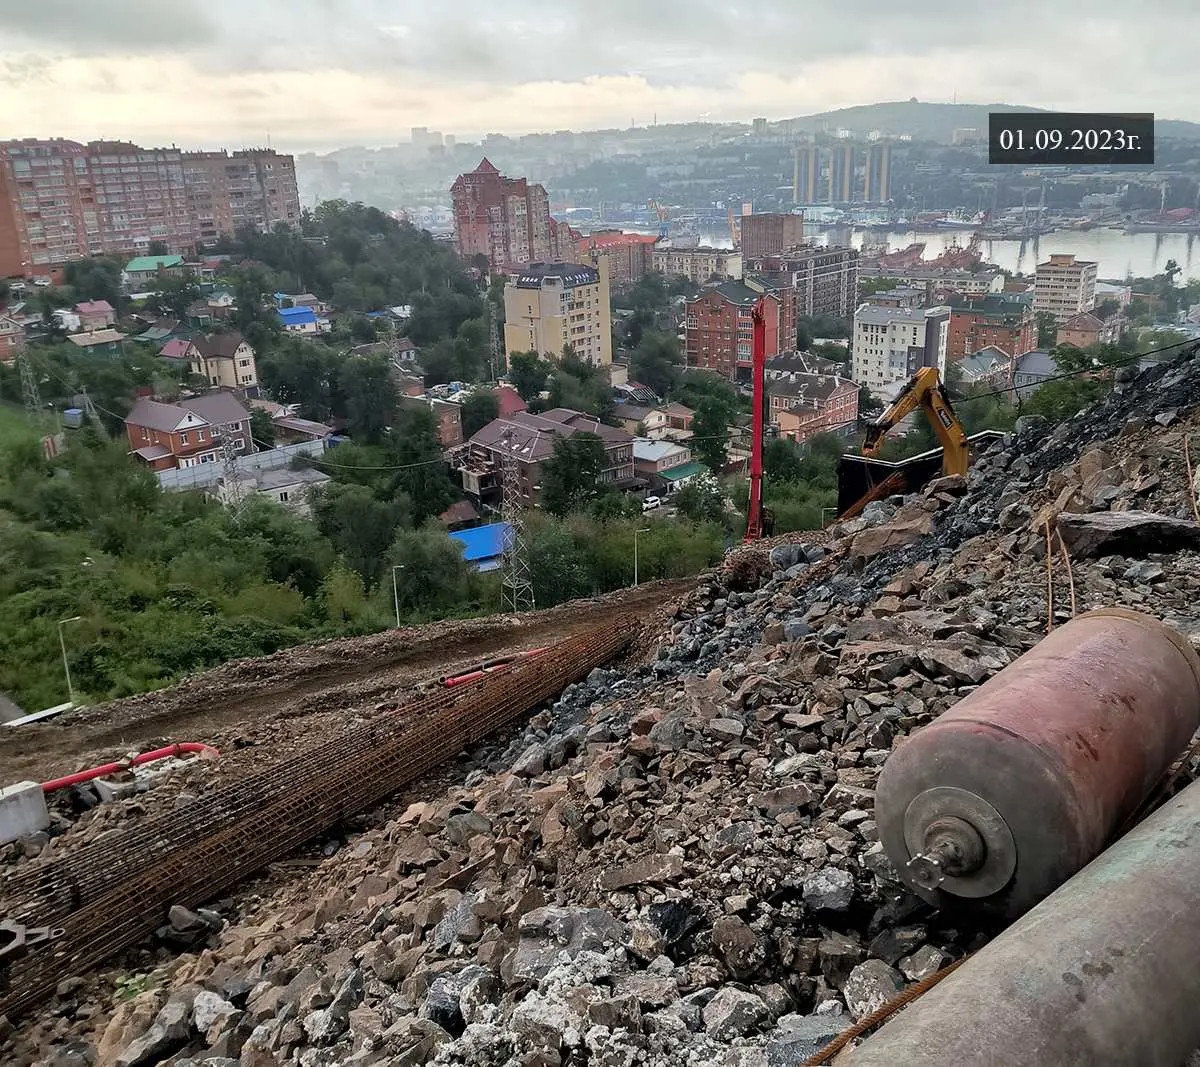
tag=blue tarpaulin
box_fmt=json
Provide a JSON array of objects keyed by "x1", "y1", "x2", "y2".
[{"x1": 449, "y1": 522, "x2": 511, "y2": 571}]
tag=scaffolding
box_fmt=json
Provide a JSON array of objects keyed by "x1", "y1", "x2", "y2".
[{"x1": 499, "y1": 433, "x2": 535, "y2": 614}]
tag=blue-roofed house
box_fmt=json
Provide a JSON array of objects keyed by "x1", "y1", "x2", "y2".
[
  {"x1": 278, "y1": 306, "x2": 318, "y2": 334},
  {"x1": 449, "y1": 521, "x2": 511, "y2": 572}
]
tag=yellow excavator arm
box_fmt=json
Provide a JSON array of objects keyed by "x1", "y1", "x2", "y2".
[{"x1": 861, "y1": 366, "x2": 969, "y2": 476}]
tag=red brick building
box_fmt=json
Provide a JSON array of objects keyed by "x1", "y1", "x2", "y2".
[
  {"x1": 0, "y1": 314, "x2": 24, "y2": 362},
  {"x1": 576, "y1": 230, "x2": 657, "y2": 288},
  {"x1": 946, "y1": 294, "x2": 1036, "y2": 362},
  {"x1": 451, "y1": 159, "x2": 573, "y2": 273},
  {"x1": 124, "y1": 391, "x2": 251, "y2": 471},
  {"x1": 684, "y1": 280, "x2": 795, "y2": 382},
  {"x1": 768, "y1": 373, "x2": 859, "y2": 442}
]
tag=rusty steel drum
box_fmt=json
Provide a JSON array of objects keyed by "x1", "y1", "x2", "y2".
[{"x1": 875, "y1": 607, "x2": 1200, "y2": 919}]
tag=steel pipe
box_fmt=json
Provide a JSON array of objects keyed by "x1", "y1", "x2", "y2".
[
  {"x1": 875, "y1": 607, "x2": 1200, "y2": 918},
  {"x1": 844, "y1": 775, "x2": 1200, "y2": 1067}
]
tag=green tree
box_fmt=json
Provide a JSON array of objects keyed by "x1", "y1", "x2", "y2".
[
  {"x1": 1035, "y1": 311, "x2": 1058, "y2": 348},
  {"x1": 388, "y1": 405, "x2": 457, "y2": 523},
  {"x1": 1021, "y1": 378, "x2": 1106, "y2": 421},
  {"x1": 671, "y1": 473, "x2": 727, "y2": 524},
  {"x1": 337, "y1": 355, "x2": 397, "y2": 444},
  {"x1": 153, "y1": 270, "x2": 202, "y2": 320},
  {"x1": 527, "y1": 518, "x2": 591, "y2": 605},
  {"x1": 311, "y1": 482, "x2": 408, "y2": 587},
  {"x1": 62, "y1": 256, "x2": 123, "y2": 309},
  {"x1": 230, "y1": 269, "x2": 282, "y2": 352},
  {"x1": 390, "y1": 524, "x2": 475, "y2": 616},
  {"x1": 249, "y1": 408, "x2": 277, "y2": 449},
  {"x1": 508, "y1": 352, "x2": 549, "y2": 402},
  {"x1": 540, "y1": 433, "x2": 608, "y2": 516},
  {"x1": 629, "y1": 331, "x2": 681, "y2": 398},
  {"x1": 461, "y1": 389, "x2": 499, "y2": 439},
  {"x1": 690, "y1": 398, "x2": 730, "y2": 472}
]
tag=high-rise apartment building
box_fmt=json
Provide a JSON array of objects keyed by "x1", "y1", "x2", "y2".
[
  {"x1": 0, "y1": 139, "x2": 300, "y2": 277},
  {"x1": 852, "y1": 303, "x2": 950, "y2": 397},
  {"x1": 863, "y1": 143, "x2": 892, "y2": 203},
  {"x1": 182, "y1": 150, "x2": 300, "y2": 245},
  {"x1": 828, "y1": 143, "x2": 855, "y2": 203},
  {"x1": 745, "y1": 246, "x2": 859, "y2": 319},
  {"x1": 739, "y1": 212, "x2": 806, "y2": 258},
  {"x1": 1034, "y1": 253, "x2": 1098, "y2": 322},
  {"x1": 503, "y1": 259, "x2": 612, "y2": 367},
  {"x1": 452, "y1": 158, "x2": 565, "y2": 273},
  {"x1": 792, "y1": 146, "x2": 819, "y2": 204}
]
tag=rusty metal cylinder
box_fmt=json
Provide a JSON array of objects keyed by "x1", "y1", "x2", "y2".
[
  {"x1": 845, "y1": 775, "x2": 1200, "y2": 1067},
  {"x1": 875, "y1": 607, "x2": 1200, "y2": 918}
]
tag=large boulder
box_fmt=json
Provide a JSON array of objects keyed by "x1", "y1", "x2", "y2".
[{"x1": 1055, "y1": 510, "x2": 1200, "y2": 558}]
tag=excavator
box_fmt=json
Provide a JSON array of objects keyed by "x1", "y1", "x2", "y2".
[
  {"x1": 742, "y1": 296, "x2": 971, "y2": 540},
  {"x1": 836, "y1": 367, "x2": 970, "y2": 520}
]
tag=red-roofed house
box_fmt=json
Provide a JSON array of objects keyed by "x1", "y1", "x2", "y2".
[
  {"x1": 124, "y1": 391, "x2": 252, "y2": 471},
  {"x1": 75, "y1": 300, "x2": 116, "y2": 330},
  {"x1": 159, "y1": 338, "x2": 191, "y2": 361},
  {"x1": 494, "y1": 385, "x2": 527, "y2": 418}
]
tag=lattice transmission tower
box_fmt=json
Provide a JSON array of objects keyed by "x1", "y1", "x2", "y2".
[
  {"x1": 17, "y1": 353, "x2": 43, "y2": 422},
  {"x1": 220, "y1": 435, "x2": 248, "y2": 521},
  {"x1": 499, "y1": 433, "x2": 535, "y2": 614}
]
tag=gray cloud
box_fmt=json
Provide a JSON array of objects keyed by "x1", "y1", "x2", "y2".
[{"x1": 6, "y1": 0, "x2": 218, "y2": 52}]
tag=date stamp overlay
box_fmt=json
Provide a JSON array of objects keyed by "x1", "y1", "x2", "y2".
[{"x1": 989, "y1": 112, "x2": 1154, "y2": 165}]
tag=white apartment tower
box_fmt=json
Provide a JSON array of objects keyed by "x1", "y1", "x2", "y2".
[{"x1": 1034, "y1": 253, "x2": 1098, "y2": 323}]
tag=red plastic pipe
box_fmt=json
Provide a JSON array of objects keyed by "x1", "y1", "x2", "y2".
[
  {"x1": 441, "y1": 647, "x2": 551, "y2": 688},
  {"x1": 41, "y1": 743, "x2": 220, "y2": 793}
]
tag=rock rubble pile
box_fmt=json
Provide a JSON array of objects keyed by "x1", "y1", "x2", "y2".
[{"x1": 15, "y1": 347, "x2": 1200, "y2": 1067}]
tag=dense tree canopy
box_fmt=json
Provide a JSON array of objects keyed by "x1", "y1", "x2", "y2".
[{"x1": 540, "y1": 433, "x2": 609, "y2": 517}]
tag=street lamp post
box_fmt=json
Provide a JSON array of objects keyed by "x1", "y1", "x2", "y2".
[
  {"x1": 57, "y1": 616, "x2": 82, "y2": 706},
  {"x1": 633, "y1": 527, "x2": 650, "y2": 587},
  {"x1": 392, "y1": 565, "x2": 406, "y2": 628}
]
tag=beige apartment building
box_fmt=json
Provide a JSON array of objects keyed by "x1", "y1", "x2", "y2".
[
  {"x1": 1034, "y1": 253, "x2": 1098, "y2": 322},
  {"x1": 652, "y1": 246, "x2": 743, "y2": 285},
  {"x1": 504, "y1": 258, "x2": 612, "y2": 367}
]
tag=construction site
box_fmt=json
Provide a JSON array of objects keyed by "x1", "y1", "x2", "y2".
[{"x1": 6, "y1": 345, "x2": 1200, "y2": 1067}]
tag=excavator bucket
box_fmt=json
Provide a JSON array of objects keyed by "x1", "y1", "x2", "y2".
[{"x1": 836, "y1": 430, "x2": 1006, "y2": 519}]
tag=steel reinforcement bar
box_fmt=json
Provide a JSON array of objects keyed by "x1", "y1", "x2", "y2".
[{"x1": 0, "y1": 620, "x2": 635, "y2": 1021}]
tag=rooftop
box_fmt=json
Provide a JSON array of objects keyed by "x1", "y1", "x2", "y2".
[
  {"x1": 75, "y1": 300, "x2": 114, "y2": 315},
  {"x1": 125, "y1": 255, "x2": 184, "y2": 273},
  {"x1": 514, "y1": 263, "x2": 600, "y2": 289},
  {"x1": 67, "y1": 328, "x2": 124, "y2": 347},
  {"x1": 470, "y1": 409, "x2": 632, "y2": 463},
  {"x1": 855, "y1": 303, "x2": 927, "y2": 326},
  {"x1": 189, "y1": 332, "x2": 248, "y2": 359},
  {"x1": 125, "y1": 391, "x2": 250, "y2": 432},
  {"x1": 253, "y1": 467, "x2": 331, "y2": 492},
  {"x1": 449, "y1": 522, "x2": 511, "y2": 569},
  {"x1": 768, "y1": 372, "x2": 853, "y2": 405},
  {"x1": 279, "y1": 307, "x2": 317, "y2": 326},
  {"x1": 1060, "y1": 312, "x2": 1104, "y2": 331},
  {"x1": 658, "y1": 460, "x2": 708, "y2": 482},
  {"x1": 633, "y1": 438, "x2": 690, "y2": 463}
]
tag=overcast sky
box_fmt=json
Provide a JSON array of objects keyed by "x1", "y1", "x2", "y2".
[{"x1": 0, "y1": 1, "x2": 1194, "y2": 152}]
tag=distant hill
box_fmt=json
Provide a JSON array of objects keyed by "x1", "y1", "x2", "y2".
[{"x1": 785, "y1": 100, "x2": 1200, "y2": 143}]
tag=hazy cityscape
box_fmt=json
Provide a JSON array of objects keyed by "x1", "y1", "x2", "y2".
[{"x1": 6, "y1": 4, "x2": 1200, "y2": 1064}]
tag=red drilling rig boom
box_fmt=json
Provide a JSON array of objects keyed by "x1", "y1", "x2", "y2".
[{"x1": 743, "y1": 296, "x2": 772, "y2": 542}]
